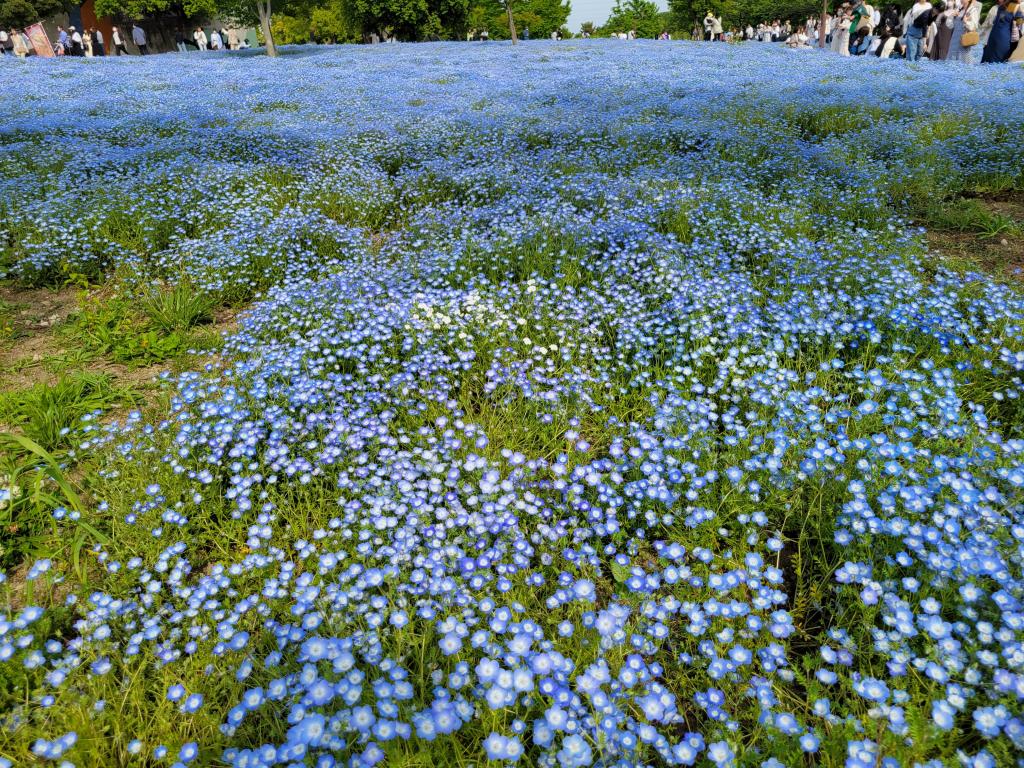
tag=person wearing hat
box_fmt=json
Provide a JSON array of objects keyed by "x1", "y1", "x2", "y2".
[{"x1": 69, "y1": 26, "x2": 84, "y2": 55}]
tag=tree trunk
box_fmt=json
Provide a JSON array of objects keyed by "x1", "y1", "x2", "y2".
[
  {"x1": 506, "y1": 3, "x2": 518, "y2": 44},
  {"x1": 819, "y1": 0, "x2": 828, "y2": 47},
  {"x1": 257, "y1": 0, "x2": 277, "y2": 57}
]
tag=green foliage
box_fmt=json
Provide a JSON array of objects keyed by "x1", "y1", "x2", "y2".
[
  {"x1": 272, "y1": 0, "x2": 360, "y2": 42},
  {"x1": 668, "y1": 0, "x2": 818, "y2": 30},
  {"x1": 468, "y1": 0, "x2": 570, "y2": 38},
  {"x1": 599, "y1": 0, "x2": 663, "y2": 36},
  {"x1": 0, "y1": 433, "x2": 109, "y2": 577},
  {"x1": 139, "y1": 283, "x2": 215, "y2": 335},
  {"x1": 0, "y1": 372, "x2": 137, "y2": 453},
  {"x1": 338, "y1": 0, "x2": 470, "y2": 39},
  {"x1": 94, "y1": 0, "x2": 198, "y2": 21},
  {"x1": 0, "y1": 0, "x2": 63, "y2": 29},
  {"x1": 311, "y1": 0, "x2": 360, "y2": 38},
  {"x1": 61, "y1": 287, "x2": 211, "y2": 366},
  {"x1": 919, "y1": 197, "x2": 1021, "y2": 239}
]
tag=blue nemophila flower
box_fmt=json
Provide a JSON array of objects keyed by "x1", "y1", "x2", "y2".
[
  {"x1": 179, "y1": 742, "x2": 199, "y2": 763},
  {"x1": 180, "y1": 693, "x2": 204, "y2": 713},
  {"x1": 483, "y1": 732, "x2": 523, "y2": 762},
  {"x1": 3, "y1": 40, "x2": 1024, "y2": 768},
  {"x1": 167, "y1": 684, "x2": 186, "y2": 702}
]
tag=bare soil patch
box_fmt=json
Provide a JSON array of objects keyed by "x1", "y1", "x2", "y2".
[
  {"x1": 926, "y1": 229, "x2": 1024, "y2": 282},
  {"x1": 923, "y1": 192, "x2": 1024, "y2": 285}
]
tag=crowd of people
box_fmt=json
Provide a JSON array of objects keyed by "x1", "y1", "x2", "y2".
[
  {"x1": 778, "y1": 0, "x2": 1020, "y2": 62},
  {"x1": 814, "y1": 0, "x2": 1022, "y2": 62},
  {"x1": 0, "y1": 22, "x2": 142, "y2": 56},
  {"x1": 702, "y1": 2, "x2": 1021, "y2": 62},
  {"x1": 0, "y1": 22, "x2": 249, "y2": 57},
  {"x1": 2, "y1": 3, "x2": 1021, "y2": 62},
  {"x1": 176, "y1": 27, "x2": 250, "y2": 52}
]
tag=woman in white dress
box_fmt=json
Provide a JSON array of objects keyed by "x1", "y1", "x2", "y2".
[{"x1": 832, "y1": 5, "x2": 852, "y2": 53}]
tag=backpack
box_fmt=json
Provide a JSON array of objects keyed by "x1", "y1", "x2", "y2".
[{"x1": 912, "y1": 8, "x2": 933, "y2": 29}]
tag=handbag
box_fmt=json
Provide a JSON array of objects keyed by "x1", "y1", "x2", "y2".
[{"x1": 960, "y1": 29, "x2": 979, "y2": 46}]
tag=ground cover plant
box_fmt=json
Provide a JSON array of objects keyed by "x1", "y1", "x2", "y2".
[{"x1": 0, "y1": 42, "x2": 1023, "y2": 768}]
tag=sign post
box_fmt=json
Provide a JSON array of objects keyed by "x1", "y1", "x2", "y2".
[{"x1": 25, "y1": 23, "x2": 54, "y2": 57}]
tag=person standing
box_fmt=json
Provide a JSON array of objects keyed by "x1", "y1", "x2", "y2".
[
  {"x1": 832, "y1": 4, "x2": 852, "y2": 52},
  {"x1": 111, "y1": 25, "x2": 127, "y2": 55},
  {"x1": 131, "y1": 22, "x2": 148, "y2": 54},
  {"x1": 929, "y1": 3, "x2": 955, "y2": 58},
  {"x1": 849, "y1": 0, "x2": 873, "y2": 38},
  {"x1": 981, "y1": 0, "x2": 1023, "y2": 61},
  {"x1": 56, "y1": 25, "x2": 69, "y2": 53},
  {"x1": 903, "y1": 0, "x2": 933, "y2": 60},
  {"x1": 948, "y1": 0, "x2": 982, "y2": 62},
  {"x1": 194, "y1": 27, "x2": 208, "y2": 51},
  {"x1": 91, "y1": 27, "x2": 105, "y2": 56},
  {"x1": 703, "y1": 11, "x2": 716, "y2": 40},
  {"x1": 0, "y1": 28, "x2": 9, "y2": 56},
  {"x1": 69, "y1": 26, "x2": 84, "y2": 55},
  {"x1": 12, "y1": 28, "x2": 29, "y2": 56},
  {"x1": 210, "y1": 28, "x2": 222, "y2": 50}
]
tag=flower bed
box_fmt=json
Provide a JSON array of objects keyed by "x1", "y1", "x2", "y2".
[{"x1": 1, "y1": 41, "x2": 1023, "y2": 768}]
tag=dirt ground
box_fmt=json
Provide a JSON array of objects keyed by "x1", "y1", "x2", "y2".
[
  {"x1": 1, "y1": 284, "x2": 237, "y2": 397},
  {"x1": 926, "y1": 192, "x2": 1024, "y2": 284},
  {"x1": 0, "y1": 285, "x2": 162, "y2": 398}
]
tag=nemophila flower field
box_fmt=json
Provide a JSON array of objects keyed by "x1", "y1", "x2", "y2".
[{"x1": 1, "y1": 41, "x2": 1024, "y2": 768}]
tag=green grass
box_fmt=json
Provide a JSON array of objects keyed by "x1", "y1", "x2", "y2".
[
  {"x1": 0, "y1": 372, "x2": 139, "y2": 453},
  {"x1": 919, "y1": 196, "x2": 1020, "y2": 238},
  {"x1": 139, "y1": 283, "x2": 215, "y2": 334}
]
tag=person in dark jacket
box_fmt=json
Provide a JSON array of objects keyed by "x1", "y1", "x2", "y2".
[
  {"x1": 981, "y1": 0, "x2": 1023, "y2": 62},
  {"x1": 91, "y1": 27, "x2": 105, "y2": 56},
  {"x1": 880, "y1": 3, "x2": 902, "y2": 31}
]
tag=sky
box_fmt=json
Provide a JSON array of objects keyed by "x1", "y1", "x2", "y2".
[{"x1": 567, "y1": 0, "x2": 669, "y2": 33}]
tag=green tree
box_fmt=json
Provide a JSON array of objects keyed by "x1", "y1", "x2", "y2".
[
  {"x1": 0, "y1": 0, "x2": 64, "y2": 28},
  {"x1": 94, "y1": 0, "x2": 294, "y2": 55},
  {"x1": 310, "y1": 0, "x2": 359, "y2": 39},
  {"x1": 272, "y1": 0, "x2": 359, "y2": 42},
  {"x1": 467, "y1": 0, "x2": 569, "y2": 39},
  {"x1": 208, "y1": 0, "x2": 284, "y2": 54},
  {"x1": 337, "y1": 0, "x2": 470, "y2": 40},
  {"x1": 668, "y1": 0, "x2": 817, "y2": 31},
  {"x1": 600, "y1": 0, "x2": 661, "y2": 37}
]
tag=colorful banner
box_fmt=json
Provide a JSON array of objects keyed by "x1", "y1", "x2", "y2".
[{"x1": 25, "y1": 23, "x2": 54, "y2": 57}]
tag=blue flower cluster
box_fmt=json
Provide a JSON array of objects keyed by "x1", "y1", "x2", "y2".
[{"x1": 1, "y1": 41, "x2": 1023, "y2": 767}]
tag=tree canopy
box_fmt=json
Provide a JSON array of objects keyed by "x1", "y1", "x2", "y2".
[
  {"x1": 598, "y1": 0, "x2": 664, "y2": 37},
  {"x1": 0, "y1": 0, "x2": 63, "y2": 28},
  {"x1": 337, "y1": 0, "x2": 469, "y2": 39},
  {"x1": 668, "y1": 0, "x2": 818, "y2": 30},
  {"x1": 467, "y1": 0, "x2": 570, "y2": 39}
]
